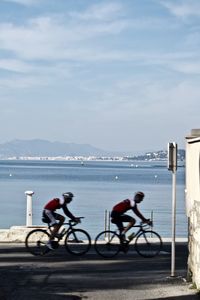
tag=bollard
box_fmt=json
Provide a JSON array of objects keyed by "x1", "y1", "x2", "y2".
[{"x1": 25, "y1": 191, "x2": 34, "y2": 226}]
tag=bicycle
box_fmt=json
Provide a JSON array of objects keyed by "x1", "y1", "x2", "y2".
[
  {"x1": 25, "y1": 217, "x2": 91, "y2": 256},
  {"x1": 94, "y1": 222, "x2": 162, "y2": 258}
]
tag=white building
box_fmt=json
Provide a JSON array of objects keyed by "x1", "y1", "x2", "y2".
[{"x1": 185, "y1": 129, "x2": 200, "y2": 288}]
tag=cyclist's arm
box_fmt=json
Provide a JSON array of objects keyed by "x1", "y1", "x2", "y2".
[
  {"x1": 132, "y1": 205, "x2": 147, "y2": 222},
  {"x1": 62, "y1": 205, "x2": 76, "y2": 221}
]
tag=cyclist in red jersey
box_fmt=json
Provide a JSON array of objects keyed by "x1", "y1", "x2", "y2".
[
  {"x1": 111, "y1": 191, "x2": 152, "y2": 241},
  {"x1": 42, "y1": 192, "x2": 80, "y2": 249}
]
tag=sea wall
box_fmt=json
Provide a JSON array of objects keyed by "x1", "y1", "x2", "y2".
[{"x1": 0, "y1": 226, "x2": 47, "y2": 243}]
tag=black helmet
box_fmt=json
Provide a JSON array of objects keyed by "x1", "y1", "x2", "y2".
[
  {"x1": 135, "y1": 191, "x2": 145, "y2": 198},
  {"x1": 62, "y1": 192, "x2": 74, "y2": 199}
]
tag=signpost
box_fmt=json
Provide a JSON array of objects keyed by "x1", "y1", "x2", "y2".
[{"x1": 168, "y1": 142, "x2": 177, "y2": 277}]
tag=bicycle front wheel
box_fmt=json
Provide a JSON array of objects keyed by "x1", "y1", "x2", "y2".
[
  {"x1": 65, "y1": 229, "x2": 91, "y2": 256},
  {"x1": 94, "y1": 230, "x2": 121, "y2": 258},
  {"x1": 135, "y1": 230, "x2": 162, "y2": 258},
  {"x1": 25, "y1": 229, "x2": 50, "y2": 256}
]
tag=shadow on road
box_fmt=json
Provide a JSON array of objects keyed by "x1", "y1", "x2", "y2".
[{"x1": 0, "y1": 242, "x2": 197, "y2": 300}]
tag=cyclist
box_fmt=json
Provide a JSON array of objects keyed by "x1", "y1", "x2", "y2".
[
  {"x1": 111, "y1": 191, "x2": 152, "y2": 241},
  {"x1": 42, "y1": 192, "x2": 80, "y2": 250}
]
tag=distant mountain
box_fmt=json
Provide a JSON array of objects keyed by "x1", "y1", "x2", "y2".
[
  {"x1": 0, "y1": 139, "x2": 111, "y2": 158},
  {"x1": 0, "y1": 139, "x2": 186, "y2": 160}
]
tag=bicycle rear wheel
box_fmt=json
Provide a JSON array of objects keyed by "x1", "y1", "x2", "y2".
[
  {"x1": 94, "y1": 230, "x2": 121, "y2": 258},
  {"x1": 25, "y1": 229, "x2": 50, "y2": 256},
  {"x1": 135, "y1": 230, "x2": 162, "y2": 258},
  {"x1": 65, "y1": 229, "x2": 91, "y2": 256}
]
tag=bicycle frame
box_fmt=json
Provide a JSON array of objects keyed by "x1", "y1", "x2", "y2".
[
  {"x1": 105, "y1": 223, "x2": 150, "y2": 241},
  {"x1": 48, "y1": 219, "x2": 82, "y2": 241},
  {"x1": 94, "y1": 222, "x2": 162, "y2": 258},
  {"x1": 128, "y1": 223, "x2": 152, "y2": 240}
]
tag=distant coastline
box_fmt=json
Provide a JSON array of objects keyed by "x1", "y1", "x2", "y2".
[
  {"x1": 1, "y1": 148, "x2": 185, "y2": 163},
  {"x1": 3, "y1": 156, "x2": 185, "y2": 167}
]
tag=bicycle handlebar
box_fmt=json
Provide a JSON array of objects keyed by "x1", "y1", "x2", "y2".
[
  {"x1": 139, "y1": 220, "x2": 153, "y2": 227},
  {"x1": 64, "y1": 217, "x2": 85, "y2": 226}
]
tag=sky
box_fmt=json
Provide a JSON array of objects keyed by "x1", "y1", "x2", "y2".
[{"x1": 0, "y1": 0, "x2": 200, "y2": 153}]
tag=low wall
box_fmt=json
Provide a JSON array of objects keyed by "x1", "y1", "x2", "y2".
[{"x1": 0, "y1": 226, "x2": 47, "y2": 243}]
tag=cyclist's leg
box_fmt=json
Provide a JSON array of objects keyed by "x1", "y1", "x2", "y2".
[
  {"x1": 111, "y1": 211, "x2": 128, "y2": 245},
  {"x1": 43, "y1": 210, "x2": 65, "y2": 240},
  {"x1": 111, "y1": 211, "x2": 124, "y2": 234},
  {"x1": 120, "y1": 215, "x2": 136, "y2": 234}
]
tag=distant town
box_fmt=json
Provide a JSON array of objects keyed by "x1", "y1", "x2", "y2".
[{"x1": 6, "y1": 149, "x2": 185, "y2": 162}]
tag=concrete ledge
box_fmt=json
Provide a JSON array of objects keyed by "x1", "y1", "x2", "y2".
[
  {"x1": 0, "y1": 226, "x2": 47, "y2": 243},
  {"x1": 0, "y1": 226, "x2": 188, "y2": 244}
]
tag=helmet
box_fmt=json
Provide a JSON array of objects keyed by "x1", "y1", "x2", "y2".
[
  {"x1": 135, "y1": 191, "x2": 145, "y2": 198},
  {"x1": 62, "y1": 192, "x2": 74, "y2": 199}
]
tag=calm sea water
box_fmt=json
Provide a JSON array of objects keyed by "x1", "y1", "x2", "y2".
[{"x1": 0, "y1": 160, "x2": 186, "y2": 239}]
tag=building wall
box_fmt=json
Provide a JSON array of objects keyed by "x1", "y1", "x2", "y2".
[{"x1": 185, "y1": 132, "x2": 200, "y2": 288}]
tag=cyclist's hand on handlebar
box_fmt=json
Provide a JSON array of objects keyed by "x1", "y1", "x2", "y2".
[
  {"x1": 74, "y1": 217, "x2": 81, "y2": 224},
  {"x1": 146, "y1": 219, "x2": 153, "y2": 226},
  {"x1": 142, "y1": 219, "x2": 153, "y2": 226}
]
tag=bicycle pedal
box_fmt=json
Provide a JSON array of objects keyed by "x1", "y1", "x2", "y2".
[{"x1": 120, "y1": 244, "x2": 129, "y2": 253}]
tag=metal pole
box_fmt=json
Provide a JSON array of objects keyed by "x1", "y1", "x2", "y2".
[
  {"x1": 25, "y1": 191, "x2": 34, "y2": 226},
  {"x1": 108, "y1": 211, "x2": 111, "y2": 231},
  {"x1": 151, "y1": 210, "x2": 153, "y2": 237},
  {"x1": 171, "y1": 170, "x2": 177, "y2": 277},
  {"x1": 104, "y1": 210, "x2": 107, "y2": 238},
  {"x1": 108, "y1": 211, "x2": 111, "y2": 240}
]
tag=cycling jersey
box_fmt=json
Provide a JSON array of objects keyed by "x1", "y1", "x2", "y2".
[
  {"x1": 44, "y1": 198, "x2": 75, "y2": 221},
  {"x1": 112, "y1": 199, "x2": 135, "y2": 213},
  {"x1": 112, "y1": 198, "x2": 146, "y2": 222},
  {"x1": 44, "y1": 198, "x2": 64, "y2": 211}
]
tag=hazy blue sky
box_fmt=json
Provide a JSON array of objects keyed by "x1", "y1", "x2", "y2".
[{"x1": 0, "y1": 0, "x2": 200, "y2": 152}]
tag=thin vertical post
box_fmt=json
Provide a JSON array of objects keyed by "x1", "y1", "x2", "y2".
[
  {"x1": 104, "y1": 210, "x2": 107, "y2": 238},
  {"x1": 25, "y1": 191, "x2": 34, "y2": 227},
  {"x1": 108, "y1": 211, "x2": 111, "y2": 240},
  {"x1": 168, "y1": 142, "x2": 177, "y2": 277},
  {"x1": 151, "y1": 210, "x2": 153, "y2": 237},
  {"x1": 171, "y1": 170, "x2": 177, "y2": 277},
  {"x1": 151, "y1": 210, "x2": 153, "y2": 225},
  {"x1": 108, "y1": 211, "x2": 111, "y2": 231}
]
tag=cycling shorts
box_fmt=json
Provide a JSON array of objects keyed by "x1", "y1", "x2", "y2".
[
  {"x1": 111, "y1": 210, "x2": 134, "y2": 222},
  {"x1": 111, "y1": 210, "x2": 135, "y2": 232},
  {"x1": 42, "y1": 209, "x2": 62, "y2": 226}
]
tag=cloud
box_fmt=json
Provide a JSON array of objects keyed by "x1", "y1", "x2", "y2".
[
  {"x1": 0, "y1": 1, "x2": 193, "y2": 67},
  {"x1": 0, "y1": 59, "x2": 32, "y2": 73},
  {"x1": 170, "y1": 61, "x2": 200, "y2": 75},
  {"x1": 2, "y1": 0, "x2": 41, "y2": 6},
  {"x1": 69, "y1": 2, "x2": 124, "y2": 21},
  {"x1": 0, "y1": 14, "x2": 196, "y2": 66},
  {"x1": 0, "y1": 2, "x2": 175, "y2": 63},
  {"x1": 0, "y1": 0, "x2": 199, "y2": 93},
  {"x1": 0, "y1": 13, "x2": 132, "y2": 61},
  {"x1": 159, "y1": 0, "x2": 200, "y2": 18}
]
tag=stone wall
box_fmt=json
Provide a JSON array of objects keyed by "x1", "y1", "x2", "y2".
[
  {"x1": 185, "y1": 129, "x2": 200, "y2": 289},
  {"x1": 188, "y1": 201, "x2": 200, "y2": 288},
  {"x1": 0, "y1": 226, "x2": 47, "y2": 243}
]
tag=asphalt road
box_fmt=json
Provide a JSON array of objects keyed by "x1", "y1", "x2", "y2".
[{"x1": 0, "y1": 241, "x2": 199, "y2": 300}]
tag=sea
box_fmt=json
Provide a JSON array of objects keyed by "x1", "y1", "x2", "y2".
[{"x1": 0, "y1": 159, "x2": 187, "y2": 240}]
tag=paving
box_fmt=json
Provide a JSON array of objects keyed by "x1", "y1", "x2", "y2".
[{"x1": 0, "y1": 241, "x2": 199, "y2": 300}]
